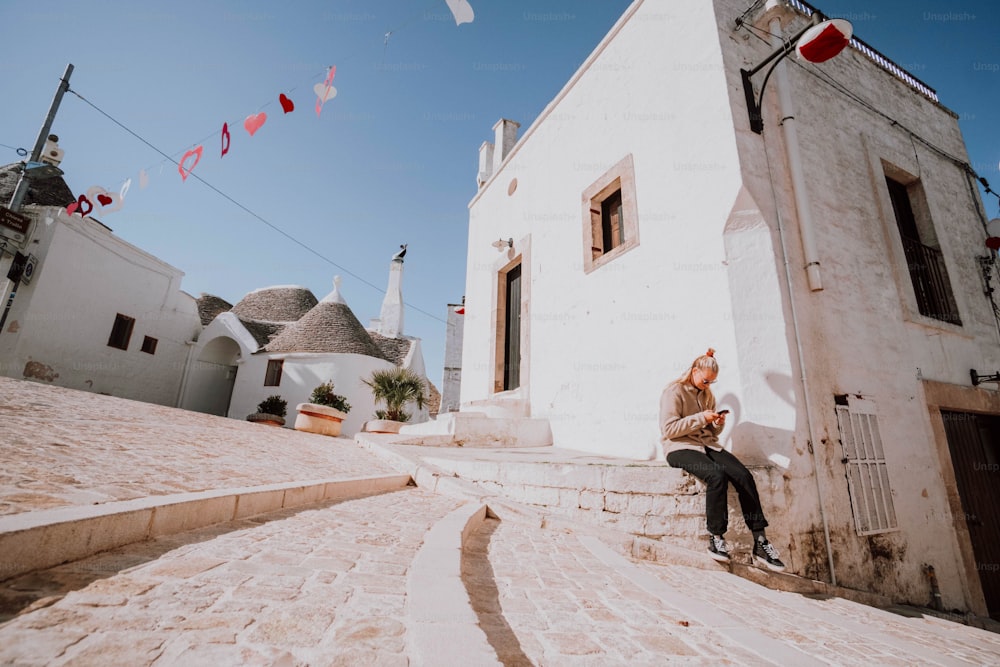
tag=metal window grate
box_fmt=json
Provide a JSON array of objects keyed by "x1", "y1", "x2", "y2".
[{"x1": 835, "y1": 397, "x2": 898, "y2": 535}]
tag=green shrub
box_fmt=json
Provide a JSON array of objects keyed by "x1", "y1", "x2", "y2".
[
  {"x1": 256, "y1": 395, "x2": 287, "y2": 418},
  {"x1": 309, "y1": 380, "x2": 352, "y2": 413}
]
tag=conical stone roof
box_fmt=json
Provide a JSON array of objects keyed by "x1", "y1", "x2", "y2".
[
  {"x1": 0, "y1": 163, "x2": 75, "y2": 208},
  {"x1": 195, "y1": 293, "x2": 233, "y2": 326},
  {"x1": 262, "y1": 278, "x2": 389, "y2": 359},
  {"x1": 231, "y1": 286, "x2": 317, "y2": 323}
]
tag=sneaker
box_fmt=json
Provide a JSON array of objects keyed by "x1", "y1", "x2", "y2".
[
  {"x1": 753, "y1": 537, "x2": 786, "y2": 572},
  {"x1": 707, "y1": 535, "x2": 730, "y2": 562}
]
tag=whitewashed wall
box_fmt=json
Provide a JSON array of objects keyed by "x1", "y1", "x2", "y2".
[
  {"x1": 0, "y1": 206, "x2": 201, "y2": 406},
  {"x1": 463, "y1": 0, "x2": 747, "y2": 461},
  {"x1": 229, "y1": 352, "x2": 400, "y2": 436}
]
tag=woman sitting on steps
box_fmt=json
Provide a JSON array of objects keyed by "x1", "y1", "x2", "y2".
[{"x1": 659, "y1": 348, "x2": 785, "y2": 571}]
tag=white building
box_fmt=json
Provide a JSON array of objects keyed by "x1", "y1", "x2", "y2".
[
  {"x1": 458, "y1": 0, "x2": 1000, "y2": 619},
  {"x1": 180, "y1": 254, "x2": 431, "y2": 436},
  {"x1": 0, "y1": 163, "x2": 202, "y2": 406}
]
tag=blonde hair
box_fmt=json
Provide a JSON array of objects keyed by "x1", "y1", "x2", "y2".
[{"x1": 675, "y1": 348, "x2": 719, "y2": 398}]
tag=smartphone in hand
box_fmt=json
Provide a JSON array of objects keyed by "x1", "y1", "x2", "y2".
[{"x1": 717, "y1": 409, "x2": 730, "y2": 415}]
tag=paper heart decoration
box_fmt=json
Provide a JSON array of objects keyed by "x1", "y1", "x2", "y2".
[
  {"x1": 313, "y1": 83, "x2": 337, "y2": 103},
  {"x1": 244, "y1": 113, "x2": 267, "y2": 136},
  {"x1": 139, "y1": 169, "x2": 149, "y2": 189},
  {"x1": 221, "y1": 122, "x2": 231, "y2": 157},
  {"x1": 987, "y1": 237, "x2": 1000, "y2": 251},
  {"x1": 85, "y1": 186, "x2": 124, "y2": 214},
  {"x1": 279, "y1": 93, "x2": 294, "y2": 113},
  {"x1": 315, "y1": 65, "x2": 337, "y2": 117},
  {"x1": 120, "y1": 178, "x2": 131, "y2": 202},
  {"x1": 66, "y1": 194, "x2": 93, "y2": 217},
  {"x1": 445, "y1": 0, "x2": 474, "y2": 25},
  {"x1": 178, "y1": 146, "x2": 203, "y2": 182}
]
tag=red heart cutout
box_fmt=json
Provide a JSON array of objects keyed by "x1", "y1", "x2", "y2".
[
  {"x1": 279, "y1": 94, "x2": 294, "y2": 113},
  {"x1": 97, "y1": 194, "x2": 113, "y2": 206},
  {"x1": 244, "y1": 112, "x2": 267, "y2": 136},
  {"x1": 67, "y1": 194, "x2": 93, "y2": 217},
  {"x1": 987, "y1": 237, "x2": 1000, "y2": 251}
]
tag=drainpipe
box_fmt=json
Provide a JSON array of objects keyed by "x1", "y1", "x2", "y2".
[
  {"x1": 763, "y1": 6, "x2": 837, "y2": 585},
  {"x1": 769, "y1": 10, "x2": 822, "y2": 292}
]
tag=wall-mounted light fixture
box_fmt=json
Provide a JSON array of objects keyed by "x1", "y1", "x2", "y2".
[
  {"x1": 740, "y1": 15, "x2": 853, "y2": 134},
  {"x1": 970, "y1": 369, "x2": 1000, "y2": 386},
  {"x1": 491, "y1": 237, "x2": 513, "y2": 251}
]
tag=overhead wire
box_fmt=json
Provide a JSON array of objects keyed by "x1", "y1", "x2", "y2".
[{"x1": 67, "y1": 89, "x2": 446, "y2": 325}]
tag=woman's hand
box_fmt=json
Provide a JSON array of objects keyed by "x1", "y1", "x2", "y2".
[{"x1": 703, "y1": 410, "x2": 726, "y2": 427}]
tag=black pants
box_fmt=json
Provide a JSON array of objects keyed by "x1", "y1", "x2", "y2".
[{"x1": 666, "y1": 447, "x2": 769, "y2": 536}]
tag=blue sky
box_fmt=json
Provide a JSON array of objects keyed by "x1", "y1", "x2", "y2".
[{"x1": 1, "y1": 1, "x2": 997, "y2": 389}]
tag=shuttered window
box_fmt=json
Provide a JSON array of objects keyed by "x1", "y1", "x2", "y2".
[{"x1": 835, "y1": 395, "x2": 898, "y2": 535}]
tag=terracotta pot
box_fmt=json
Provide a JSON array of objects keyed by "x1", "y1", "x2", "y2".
[
  {"x1": 294, "y1": 403, "x2": 348, "y2": 437},
  {"x1": 246, "y1": 413, "x2": 285, "y2": 427},
  {"x1": 363, "y1": 419, "x2": 407, "y2": 434}
]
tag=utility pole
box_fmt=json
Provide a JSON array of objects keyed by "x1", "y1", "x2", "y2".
[{"x1": 0, "y1": 63, "x2": 74, "y2": 334}]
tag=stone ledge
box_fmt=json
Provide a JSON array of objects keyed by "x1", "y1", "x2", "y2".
[
  {"x1": 406, "y1": 502, "x2": 500, "y2": 666},
  {"x1": 0, "y1": 474, "x2": 412, "y2": 582}
]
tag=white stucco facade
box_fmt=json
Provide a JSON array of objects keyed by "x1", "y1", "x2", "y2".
[
  {"x1": 181, "y1": 272, "x2": 432, "y2": 437},
  {"x1": 0, "y1": 205, "x2": 202, "y2": 406},
  {"x1": 460, "y1": 0, "x2": 1000, "y2": 617}
]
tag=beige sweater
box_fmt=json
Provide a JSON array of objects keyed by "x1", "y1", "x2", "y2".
[{"x1": 659, "y1": 380, "x2": 723, "y2": 453}]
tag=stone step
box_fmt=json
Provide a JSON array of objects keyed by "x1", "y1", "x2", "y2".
[
  {"x1": 0, "y1": 486, "x2": 468, "y2": 664},
  {"x1": 412, "y1": 449, "x2": 781, "y2": 554},
  {"x1": 0, "y1": 474, "x2": 412, "y2": 582}
]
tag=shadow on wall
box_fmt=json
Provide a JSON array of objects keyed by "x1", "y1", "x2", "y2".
[{"x1": 712, "y1": 371, "x2": 799, "y2": 468}]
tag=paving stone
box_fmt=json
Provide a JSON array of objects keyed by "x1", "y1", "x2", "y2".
[{"x1": 0, "y1": 488, "x2": 462, "y2": 666}]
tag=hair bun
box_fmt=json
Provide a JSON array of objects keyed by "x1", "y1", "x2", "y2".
[{"x1": 705, "y1": 348, "x2": 715, "y2": 357}]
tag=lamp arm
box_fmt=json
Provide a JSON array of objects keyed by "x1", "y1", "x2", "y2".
[{"x1": 739, "y1": 14, "x2": 823, "y2": 134}]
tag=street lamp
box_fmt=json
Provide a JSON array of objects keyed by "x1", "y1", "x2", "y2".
[{"x1": 740, "y1": 16, "x2": 853, "y2": 134}]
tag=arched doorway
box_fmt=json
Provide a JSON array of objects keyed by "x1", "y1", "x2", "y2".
[{"x1": 181, "y1": 336, "x2": 241, "y2": 416}]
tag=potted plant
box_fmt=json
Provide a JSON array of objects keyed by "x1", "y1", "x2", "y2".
[
  {"x1": 294, "y1": 380, "x2": 352, "y2": 437},
  {"x1": 247, "y1": 395, "x2": 287, "y2": 427},
  {"x1": 362, "y1": 367, "x2": 426, "y2": 434}
]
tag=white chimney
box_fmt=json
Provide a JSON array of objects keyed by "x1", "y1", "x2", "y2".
[
  {"x1": 377, "y1": 256, "x2": 405, "y2": 338},
  {"x1": 40, "y1": 134, "x2": 64, "y2": 167},
  {"x1": 477, "y1": 141, "x2": 495, "y2": 188},
  {"x1": 491, "y1": 118, "x2": 520, "y2": 175}
]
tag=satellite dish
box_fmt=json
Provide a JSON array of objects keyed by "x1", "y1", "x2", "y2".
[{"x1": 796, "y1": 19, "x2": 853, "y2": 63}]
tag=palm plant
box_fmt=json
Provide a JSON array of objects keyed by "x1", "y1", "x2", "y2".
[{"x1": 363, "y1": 367, "x2": 426, "y2": 422}]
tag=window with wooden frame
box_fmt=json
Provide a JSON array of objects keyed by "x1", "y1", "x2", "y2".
[
  {"x1": 140, "y1": 336, "x2": 158, "y2": 355},
  {"x1": 264, "y1": 359, "x2": 284, "y2": 387},
  {"x1": 581, "y1": 154, "x2": 638, "y2": 273},
  {"x1": 107, "y1": 313, "x2": 135, "y2": 350}
]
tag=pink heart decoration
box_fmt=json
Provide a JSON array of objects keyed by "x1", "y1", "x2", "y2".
[
  {"x1": 315, "y1": 65, "x2": 337, "y2": 117},
  {"x1": 66, "y1": 194, "x2": 93, "y2": 217},
  {"x1": 178, "y1": 146, "x2": 203, "y2": 182},
  {"x1": 279, "y1": 93, "x2": 294, "y2": 113},
  {"x1": 86, "y1": 186, "x2": 123, "y2": 214},
  {"x1": 244, "y1": 113, "x2": 267, "y2": 136}
]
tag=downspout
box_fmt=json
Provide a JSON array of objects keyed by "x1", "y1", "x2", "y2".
[
  {"x1": 762, "y1": 5, "x2": 837, "y2": 585},
  {"x1": 770, "y1": 8, "x2": 822, "y2": 292}
]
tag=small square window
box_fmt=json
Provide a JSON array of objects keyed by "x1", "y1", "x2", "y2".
[
  {"x1": 264, "y1": 359, "x2": 283, "y2": 387},
  {"x1": 107, "y1": 314, "x2": 135, "y2": 350},
  {"x1": 140, "y1": 336, "x2": 158, "y2": 355},
  {"x1": 581, "y1": 154, "x2": 638, "y2": 273}
]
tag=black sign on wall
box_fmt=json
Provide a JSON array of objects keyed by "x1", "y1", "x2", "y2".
[{"x1": 6, "y1": 252, "x2": 27, "y2": 282}]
